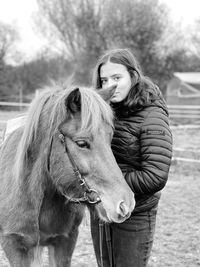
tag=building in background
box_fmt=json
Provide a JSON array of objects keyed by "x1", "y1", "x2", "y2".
[{"x1": 166, "y1": 72, "x2": 200, "y2": 105}]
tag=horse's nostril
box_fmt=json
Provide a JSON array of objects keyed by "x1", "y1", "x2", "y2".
[{"x1": 118, "y1": 201, "x2": 129, "y2": 218}]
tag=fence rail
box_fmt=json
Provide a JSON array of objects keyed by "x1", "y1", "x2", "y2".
[
  {"x1": 0, "y1": 101, "x2": 30, "y2": 107},
  {"x1": 0, "y1": 104, "x2": 200, "y2": 163},
  {"x1": 0, "y1": 102, "x2": 200, "y2": 123},
  {"x1": 168, "y1": 105, "x2": 200, "y2": 124}
]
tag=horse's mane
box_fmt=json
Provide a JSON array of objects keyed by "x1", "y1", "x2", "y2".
[{"x1": 14, "y1": 84, "x2": 113, "y2": 181}]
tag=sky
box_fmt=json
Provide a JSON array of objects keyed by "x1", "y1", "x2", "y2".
[
  {"x1": 0, "y1": 0, "x2": 200, "y2": 62},
  {"x1": 161, "y1": 0, "x2": 200, "y2": 23},
  {"x1": 0, "y1": 0, "x2": 46, "y2": 62}
]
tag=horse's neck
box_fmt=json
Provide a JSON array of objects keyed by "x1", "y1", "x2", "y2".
[{"x1": 38, "y1": 189, "x2": 84, "y2": 238}]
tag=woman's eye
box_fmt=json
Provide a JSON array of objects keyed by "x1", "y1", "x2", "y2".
[
  {"x1": 75, "y1": 140, "x2": 90, "y2": 149},
  {"x1": 114, "y1": 77, "x2": 120, "y2": 81},
  {"x1": 101, "y1": 79, "x2": 107, "y2": 84}
]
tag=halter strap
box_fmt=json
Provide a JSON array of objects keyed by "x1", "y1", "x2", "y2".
[{"x1": 58, "y1": 132, "x2": 101, "y2": 204}]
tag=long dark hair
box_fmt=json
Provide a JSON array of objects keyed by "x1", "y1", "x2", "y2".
[{"x1": 93, "y1": 48, "x2": 163, "y2": 113}]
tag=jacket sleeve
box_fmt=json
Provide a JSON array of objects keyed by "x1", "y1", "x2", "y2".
[{"x1": 124, "y1": 107, "x2": 173, "y2": 195}]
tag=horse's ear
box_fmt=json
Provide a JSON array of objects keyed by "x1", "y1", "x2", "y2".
[
  {"x1": 65, "y1": 88, "x2": 81, "y2": 114},
  {"x1": 97, "y1": 85, "x2": 117, "y2": 103}
]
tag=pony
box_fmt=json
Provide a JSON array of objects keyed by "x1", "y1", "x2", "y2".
[{"x1": 0, "y1": 84, "x2": 135, "y2": 267}]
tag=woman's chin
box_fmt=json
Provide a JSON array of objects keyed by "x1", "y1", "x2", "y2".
[{"x1": 111, "y1": 97, "x2": 120, "y2": 103}]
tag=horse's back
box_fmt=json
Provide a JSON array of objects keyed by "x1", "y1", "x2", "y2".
[
  {"x1": 0, "y1": 127, "x2": 23, "y2": 169},
  {"x1": 4, "y1": 116, "x2": 26, "y2": 141},
  {"x1": 0, "y1": 127, "x2": 23, "y2": 202}
]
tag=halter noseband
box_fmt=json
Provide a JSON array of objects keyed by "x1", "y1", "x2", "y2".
[{"x1": 57, "y1": 132, "x2": 101, "y2": 205}]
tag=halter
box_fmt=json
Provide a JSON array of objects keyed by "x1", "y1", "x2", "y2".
[
  {"x1": 57, "y1": 132, "x2": 101, "y2": 205},
  {"x1": 58, "y1": 132, "x2": 111, "y2": 267}
]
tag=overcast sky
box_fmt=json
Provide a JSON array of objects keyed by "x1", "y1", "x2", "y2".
[{"x1": 0, "y1": 0, "x2": 200, "y2": 60}]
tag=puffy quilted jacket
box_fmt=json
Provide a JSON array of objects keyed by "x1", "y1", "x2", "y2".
[{"x1": 111, "y1": 98, "x2": 173, "y2": 213}]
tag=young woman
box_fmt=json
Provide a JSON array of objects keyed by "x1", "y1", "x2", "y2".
[{"x1": 90, "y1": 48, "x2": 173, "y2": 267}]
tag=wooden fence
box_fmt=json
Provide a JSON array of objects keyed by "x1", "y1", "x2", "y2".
[
  {"x1": 0, "y1": 102, "x2": 200, "y2": 164},
  {"x1": 168, "y1": 105, "x2": 200, "y2": 125},
  {"x1": 0, "y1": 102, "x2": 200, "y2": 124}
]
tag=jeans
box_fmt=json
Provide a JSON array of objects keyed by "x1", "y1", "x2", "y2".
[{"x1": 90, "y1": 206, "x2": 157, "y2": 267}]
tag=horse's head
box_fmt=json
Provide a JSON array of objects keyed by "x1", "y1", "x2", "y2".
[{"x1": 48, "y1": 87, "x2": 135, "y2": 223}]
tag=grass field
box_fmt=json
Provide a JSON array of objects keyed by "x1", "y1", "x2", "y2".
[{"x1": 0, "y1": 110, "x2": 199, "y2": 267}]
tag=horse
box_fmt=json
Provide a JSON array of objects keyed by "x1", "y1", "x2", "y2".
[{"x1": 0, "y1": 85, "x2": 135, "y2": 267}]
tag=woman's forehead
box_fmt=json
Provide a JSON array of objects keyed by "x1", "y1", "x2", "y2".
[{"x1": 100, "y1": 62, "x2": 128, "y2": 77}]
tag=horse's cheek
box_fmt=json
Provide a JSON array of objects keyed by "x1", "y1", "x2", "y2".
[{"x1": 50, "y1": 148, "x2": 71, "y2": 182}]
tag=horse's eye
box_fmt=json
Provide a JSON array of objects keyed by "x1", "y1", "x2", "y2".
[{"x1": 75, "y1": 140, "x2": 90, "y2": 149}]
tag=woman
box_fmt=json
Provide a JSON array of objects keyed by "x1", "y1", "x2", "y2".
[{"x1": 90, "y1": 48, "x2": 173, "y2": 267}]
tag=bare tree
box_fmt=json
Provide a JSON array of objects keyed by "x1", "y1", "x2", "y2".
[
  {"x1": 0, "y1": 22, "x2": 19, "y2": 67},
  {"x1": 191, "y1": 19, "x2": 200, "y2": 58},
  {"x1": 36, "y1": 0, "x2": 107, "y2": 61},
  {"x1": 35, "y1": 0, "x2": 183, "y2": 88}
]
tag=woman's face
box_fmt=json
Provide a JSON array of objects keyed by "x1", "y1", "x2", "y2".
[{"x1": 100, "y1": 61, "x2": 132, "y2": 103}]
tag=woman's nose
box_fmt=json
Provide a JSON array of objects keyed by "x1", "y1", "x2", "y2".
[{"x1": 107, "y1": 79, "x2": 117, "y2": 88}]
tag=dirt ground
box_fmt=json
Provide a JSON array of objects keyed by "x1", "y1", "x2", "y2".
[{"x1": 0, "y1": 111, "x2": 199, "y2": 266}]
